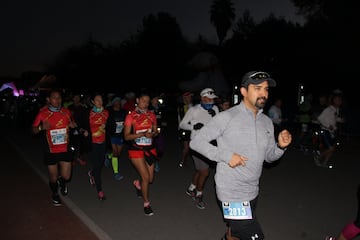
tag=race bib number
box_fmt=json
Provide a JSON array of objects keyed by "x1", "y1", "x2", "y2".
[
  {"x1": 50, "y1": 128, "x2": 67, "y2": 145},
  {"x1": 222, "y1": 201, "x2": 253, "y2": 220},
  {"x1": 135, "y1": 129, "x2": 152, "y2": 146},
  {"x1": 115, "y1": 121, "x2": 124, "y2": 133}
]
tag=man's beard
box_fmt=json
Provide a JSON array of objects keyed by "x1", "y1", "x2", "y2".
[{"x1": 255, "y1": 97, "x2": 267, "y2": 109}]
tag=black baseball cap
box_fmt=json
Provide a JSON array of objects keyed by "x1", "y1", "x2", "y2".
[{"x1": 241, "y1": 71, "x2": 276, "y2": 88}]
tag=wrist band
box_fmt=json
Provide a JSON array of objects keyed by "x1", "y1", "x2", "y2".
[{"x1": 277, "y1": 143, "x2": 286, "y2": 150}]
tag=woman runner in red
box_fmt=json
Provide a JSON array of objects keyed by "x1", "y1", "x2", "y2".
[{"x1": 123, "y1": 90, "x2": 159, "y2": 216}]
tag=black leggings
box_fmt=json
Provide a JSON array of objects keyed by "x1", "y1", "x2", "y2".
[{"x1": 89, "y1": 143, "x2": 106, "y2": 192}]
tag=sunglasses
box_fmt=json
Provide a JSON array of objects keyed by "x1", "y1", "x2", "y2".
[
  {"x1": 249, "y1": 71, "x2": 270, "y2": 80},
  {"x1": 203, "y1": 91, "x2": 215, "y2": 95}
]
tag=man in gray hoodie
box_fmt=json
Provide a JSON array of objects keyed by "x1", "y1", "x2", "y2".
[{"x1": 190, "y1": 71, "x2": 292, "y2": 240}]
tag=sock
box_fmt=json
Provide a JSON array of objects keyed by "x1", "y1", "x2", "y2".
[
  {"x1": 342, "y1": 222, "x2": 360, "y2": 240},
  {"x1": 196, "y1": 190, "x2": 203, "y2": 197},
  {"x1": 144, "y1": 201, "x2": 150, "y2": 207},
  {"x1": 188, "y1": 183, "x2": 196, "y2": 191},
  {"x1": 134, "y1": 179, "x2": 141, "y2": 190},
  {"x1": 112, "y1": 156, "x2": 118, "y2": 173},
  {"x1": 58, "y1": 176, "x2": 67, "y2": 184},
  {"x1": 49, "y1": 181, "x2": 58, "y2": 195}
]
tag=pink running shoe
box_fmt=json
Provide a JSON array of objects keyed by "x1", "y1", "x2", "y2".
[{"x1": 98, "y1": 191, "x2": 106, "y2": 200}]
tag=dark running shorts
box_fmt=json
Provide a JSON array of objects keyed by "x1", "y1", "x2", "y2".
[
  {"x1": 44, "y1": 151, "x2": 73, "y2": 165},
  {"x1": 224, "y1": 198, "x2": 265, "y2": 240},
  {"x1": 111, "y1": 136, "x2": 124, "y2": 145}
]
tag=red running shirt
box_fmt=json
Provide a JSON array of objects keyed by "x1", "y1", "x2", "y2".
[
  {"x1": 89, "y1": 109, "x2": 109, "y2": 144},
  {"x1": 124, "y1": 110, "x2": 157, "y2": 146},
  {"x1": 32, "y1": 107, "x2": 73, "y2": 153}
]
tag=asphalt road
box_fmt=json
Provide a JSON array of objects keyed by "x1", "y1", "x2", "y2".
[{"x1": 3, "y1": 117, "x2": 360, "y2": 240}]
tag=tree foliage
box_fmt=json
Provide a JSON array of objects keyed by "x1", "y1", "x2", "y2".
[
  {"x1": 210, "y1": 0, "x2": 236, "y2": 46},
  {"x1": 11, "y1": 1, "x2": 356, "y2": 99}
]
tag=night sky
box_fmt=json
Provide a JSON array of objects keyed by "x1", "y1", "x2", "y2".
[{"x1": 1, "y1": 0, "x2": 304, "y2": 77}]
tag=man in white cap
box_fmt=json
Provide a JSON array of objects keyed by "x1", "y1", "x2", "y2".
[
  {"x1": 179, "y1": 87, "x2": 219, "y2": 209},
  {"x1": 190, "y1": 71, "x2": 292, "y2": 240}
]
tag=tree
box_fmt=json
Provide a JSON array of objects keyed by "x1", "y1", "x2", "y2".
[
  {"x1": 210, "y1": 0, "x2": 236, "y2": 46},
  {"x1": 232, "y1": 9, "x2": 256, "y2": 41},
  {"x1": 290, "y1": 0, "x2": 359, "y2": 85}
]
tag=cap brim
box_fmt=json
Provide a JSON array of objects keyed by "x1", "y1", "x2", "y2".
[
  {"x1": 204, "y1": 94, "x2": 218, "y2": 99},
  {"x1": 246, "y1": 78, "x2": 276, "y2": 87}
]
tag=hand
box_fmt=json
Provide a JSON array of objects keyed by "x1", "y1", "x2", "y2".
[
  {"x1": 228, "y1": 153, "x2": 248, "y2": 168},
  {"x1": 83, "y1": 130, "x2": 89, "y2": 137},
  {"x1": 69, "y1": 121, "x2": 77, "y2": 129},
  {"x1": 208, "y1": 109, "x2": 216, "y2": 117},
  {"x1": 277, "y1": 129, "x2": 292, "y2": 149},
  {"x1": 42, "y1": 120, "x2": 50, "y2": 130},
  {"x1": 193, "y1": 122, "x2": 204, "y2": 130}
]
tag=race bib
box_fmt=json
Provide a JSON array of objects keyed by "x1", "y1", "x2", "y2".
[
  {"x1": 135, "y1": 129, "x2": 152, "y2": 146},
  {"x1": 222, "y1": 201, "x2": 253, "y2": 220},
  {"x1": 115, "y1": 121, "x2": 124, "y2": 133},
  {"x1": 50, "y1": 128, "x2": 67, "y2": 145}
]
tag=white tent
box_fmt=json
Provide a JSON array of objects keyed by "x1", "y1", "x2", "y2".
[
  {"x1": 0, "y1": 81, "x2": 19, "y2": 96},
  {"x1": 179, "y1": 51, "x2": 230, "y2": 97}
]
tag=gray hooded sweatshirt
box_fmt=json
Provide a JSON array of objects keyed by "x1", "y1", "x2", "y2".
[{"x1": 190, "y1": 101, "x2": 285, "y2": 202}]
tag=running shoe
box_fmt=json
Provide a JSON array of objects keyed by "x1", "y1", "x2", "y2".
[
  {"x1": 104, "y1": 153, "x2": 112, "y2": 168},
  {"x1": 114, "y1": 173, "x2": 124, "y2": 181},
  {"x1": 58, "y1": 178, "x2": 68, "y2": 196},
  {"x1": 98, "y1": 191, "x2": 106, "y2": 200},
  {"x1": 88, "y1": 170, "x2": 95, "y2": 186},
  {"x1": 78, "y1": 158, "x2": 87, "y2": 166},
  {"x1": 154, "y1": 161, "x2": 160, "y2": 172},
  {"x1": 324, "y1": 236, "x2": 336, "y2": 240},
  {"x1": 195, "y1": 194, "x2": 206, "y2": 209},
  {"x1": 322, "y1": 163, "x2": 333, "y2": 169},
  {"x1": 144, "y1": 205, "x2": 154, "y2": 216},
  {"x1": 133, "y1": 180, "x2": 142, "y2": 198},
  {"x1": 186, "y1": 188, "x2": 196, "y2": 200},
  {"x1": 52, "y1": 194, "x2": 62, "y2": 207},
  {"x1": 313, "y1": 150, "x2": 321, "y2": 166}
]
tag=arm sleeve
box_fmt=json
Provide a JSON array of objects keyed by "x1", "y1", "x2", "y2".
[{"x1": 179, "y1": 107, "x2": 194, "y2": 131}]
